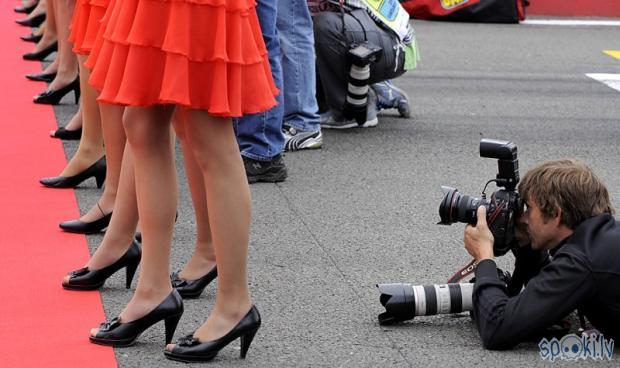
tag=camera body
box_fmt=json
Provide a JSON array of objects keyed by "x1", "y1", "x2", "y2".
[
  {"x1": 347, "y1": 41, "x2": 383, "y2": 66},
  {"x1": 438, "y1": 139, "x2": 522, "y2": 256}
]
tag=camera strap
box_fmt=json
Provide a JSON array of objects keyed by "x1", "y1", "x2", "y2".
[
  {"x1": 447, "y1": 259, "x2": 478, "y2": 283},
  {"x1": 337, "y1": 1, "x2": 368, "y2": 43}
]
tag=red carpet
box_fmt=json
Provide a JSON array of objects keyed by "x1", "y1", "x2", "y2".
[{"x1": 0, "y1": 4, "x2": 116, "y2": 367}]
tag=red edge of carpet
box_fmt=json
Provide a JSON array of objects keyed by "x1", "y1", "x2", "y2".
[
  {"x1": 0, "y1": 4, "x2": 116, "y2": 367},
  {"x1": 528, "y1": 0, "x2": 620, "y2": 18}
]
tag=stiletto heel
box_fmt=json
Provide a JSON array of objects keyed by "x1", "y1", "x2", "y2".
[
  {"x1": 165, "y1": 314, "x2": 183, "y2": 345},
  {"x1": 165, "y1": 305, "x2": 261, "y2": 363},
  {"x1": 170, "y1": 266, "x2": 217, "y2": 299},
  {"x1": 90, "y1": 290, "x2": 184, "y2": 347},
  {"x1": 240, "y1": 328, "x2": 258, "y2": 359},
  {"x1": 125, "y1": 261, "x2": 139, "y2": 289},
  {"x1": 40, "y1": 156, "x2": 106, "y2": 188},
  {"x1": 63, "y1": 240, "x2": 141, "y2": 290},
  {"x1": 33, "y1": 76, "x2": 80, "y2": 105},
  {"x1": 23, "y1": 41, "x2": 57, "y2": 61},
  {"x1": 95, "y1": 170, "x2": 105, "y2": 188}
]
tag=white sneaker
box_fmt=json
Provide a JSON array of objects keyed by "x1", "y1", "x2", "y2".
[{"x1": 283, "y1": 126, "x2": 323, "y2": 151}]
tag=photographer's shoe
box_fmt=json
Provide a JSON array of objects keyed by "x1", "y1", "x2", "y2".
[
  {"x1": 321, "y1": 116, "x2": 377, "y2": 129},
  {"x1": 242, "y1": 154, "x2": 287, "y2": 183},
  {"x1": 321, "y1": 89, "x2": 378, "y2": 129},
  {"x1": 283, "y1": 125, "x2": 322, "y2": 151},
  {"x1": 372, "y1": 80, "x2": 411, "y2": 118}
]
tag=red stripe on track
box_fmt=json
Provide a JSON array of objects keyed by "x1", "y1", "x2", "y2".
[{"x1": 0, "y1": 4, "x2": 116, "y2": 367}]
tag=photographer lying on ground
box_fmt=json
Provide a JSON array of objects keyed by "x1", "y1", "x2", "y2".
[{"x1": 465, "y1": 159, "x2": 620, "y2": 349}]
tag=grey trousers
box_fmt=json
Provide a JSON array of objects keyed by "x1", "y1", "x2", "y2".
[{"x1": 314, "y1": 9, "x2": 406, "y2": 118}]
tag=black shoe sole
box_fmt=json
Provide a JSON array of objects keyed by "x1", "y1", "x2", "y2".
[{"x1": 247, "y1": 170, "x2": 287, "y2": 184}]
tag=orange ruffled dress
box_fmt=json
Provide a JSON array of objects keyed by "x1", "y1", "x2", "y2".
[
  {"x1": 69, "y1": 0, "x2": 110, "y2": 55},
  {"x1": 87, "y1": 0, "x2": 278, "y2": 117}
]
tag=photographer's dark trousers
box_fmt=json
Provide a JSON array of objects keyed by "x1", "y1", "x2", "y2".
[{"x1": 314, "y1": 9, "x2": 406, "y2": 119}]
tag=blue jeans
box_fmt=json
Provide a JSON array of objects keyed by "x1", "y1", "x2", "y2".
[
  {"x1": 234, "y1": 0, "x2": 284, "y2": 161},
  {"x1": 277, "y1": 0, "x2": 321, "y2": 133}
]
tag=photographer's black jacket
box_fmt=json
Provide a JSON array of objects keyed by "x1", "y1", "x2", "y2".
[{"x1": 472, "y1": 213, "x2": 620, "y2": 349}]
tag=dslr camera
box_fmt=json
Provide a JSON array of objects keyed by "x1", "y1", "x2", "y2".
[
  {"x1": 376, "y1": 139, "x2": 522, "y2": 324},
  {"x1": 438, "y1": 138, "x2": 522, "y2": 256}
]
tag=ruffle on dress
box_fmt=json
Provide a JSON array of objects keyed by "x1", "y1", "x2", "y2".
[
  {"x1": 87, "y1": 0, "x2": 278, "y2": 117},
  {"x1": 69, "y1": 0, "x2": 110, "y2": 55}
]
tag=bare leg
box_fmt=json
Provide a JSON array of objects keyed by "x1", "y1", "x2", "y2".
[
  {"x1": 167, "y1": 109, "x2": 251, "y2": 349},
  {"x1": 33, "y1": 21, "x2": 45, "y2": 37},
  {"x1": 22, "y1": 0, "x2": 41, "y2": 9},
  {"x1": 76, "y1": 103, "x2": 123, "y2": 222},
  {"x1": 50, "y1": 104, "x2": 82, "y2": 136},
  {"x1": 23, "y1": 0, "x2": 46, "y2": 20},
  {"x1": 172, "y1": 109, "x2": 216, "y2": 280},
  {"x1": 40, "y1": 57, "x2": 59, "y2": 75},
  {"x1": 30, "y1": 0, "x2": 56, "y2": 55},
  {"x1": 58, "y1": 55, "x2": 104, "y2": 177},
  {"x1": 46, "y1": 0, "x2": 78, "y2": 92},
  {"x1": 90, "y1": 105, "x2": 177, "y2": 337},
  {"x1": 63, "y1": 143, "x2": 137, "y2": 288}
]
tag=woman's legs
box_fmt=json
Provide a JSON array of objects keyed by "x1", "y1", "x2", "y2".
[
  {"x1": 75, "y1": 103, "x2": 124, "y2": 222},
  {"x1": 62, "y1": 142, "x2": 138, "y2": 286},
  {"x1": 21, "y1": 0, "x2": 41, "y2": 10},
  {"x1": 168, "y1": 109, "x2": 252, "y2": 347},
  {"x1": 57, "y1": 55, "x2": 104, "y2": 177},
  {"x1": 50, "y1": 104, "x2": 82, "y2": 135},
  {"x1": 90, "y1": 105, "x2": 177, "y2": 335},
  {"x1": 46, "y1": 0, "x2": 78, "y2": 92},
  {"x1": 172, "y1": 109, "x2": 216, "y2": 280},
  {"x1": 22, "y1": 0, "x2": 46, "y2": 20},
  {"x1": 29, "y1": 0, "x2": 56, "y2": 55}
]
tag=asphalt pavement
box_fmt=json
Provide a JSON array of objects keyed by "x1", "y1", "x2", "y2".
[{"x1": 53, "y1": 19, "x2": 620, "y2": 367}]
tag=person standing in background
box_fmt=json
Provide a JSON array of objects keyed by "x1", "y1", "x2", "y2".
[{"x1": 278, "y1": 0, "x2": 324, "y2": 152}]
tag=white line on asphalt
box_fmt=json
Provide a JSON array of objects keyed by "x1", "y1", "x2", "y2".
[
  {"x1": 586, "y1": 73, "x2": 620, "y2": 92},
  {"x1": 523, "y1": 19, "x2": 620, "y2": 27}
]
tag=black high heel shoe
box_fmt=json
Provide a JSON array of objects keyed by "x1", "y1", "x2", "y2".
[
  {"x1": 63, "y1": 240, "x2": 141, "y2": 290},
  {"x1": 34, "y1": 77, "x2": 80, "y2": 105},
  {"x1": 164, "y1": 305, "x2": 261, "y2": 362},
  {"x1": 60, "y1": 203, "x2": 112, "y2": 234},
  {"x1": 20, "y1": 33, "x2": 43, "y2": 43},
  {"x1": 90, "y1": 290, "x2": 184, "y2": 347},
  {"x1": 15, "y1": 2, "x2": 38, "y2": 14},
  {"x1": 26, "y1": 73, "x2": 56, "y2": 83},
  {"x1": 171, "y1": 267, "x2": 217, "y2": 299},
  {"x1": 50, "y1": 126, "x2": 81, "y2": 140},
  {"x1": 40, "y1": 156, "x2": 106, "y2": 188},
  {"x1": 26, "y1": 71, "x2": 56, "y2": 82},
  {"x1": 23, "y1": 41, "x2": 57, "y2": 61},
  {"x1": 16, "y1": 12, "x2": 46, "y2": 27}
]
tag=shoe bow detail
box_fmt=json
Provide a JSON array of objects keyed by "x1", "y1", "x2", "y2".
[
  {"x1": 177, "y1": 334, "x2": 201, "y2": 347},
  {"x1": 99, "y1": 317, "x2": 122, "y2": 332},
  {"x1": 170, "y1": 272, "x2": 187, "y2": 288},
  {"x1": 69, "y1": 267, "x2": 90, "y2": 278}
]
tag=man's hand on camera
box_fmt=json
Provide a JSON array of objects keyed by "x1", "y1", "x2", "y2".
[{"x1": 464, "y1": 206, "x2": 494, "y2": 261}]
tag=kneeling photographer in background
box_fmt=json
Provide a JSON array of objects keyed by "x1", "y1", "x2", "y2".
[
  {"x1": 310, "y1": 0, "x2": 419, "y2": 129},
  {"x1": 465, "y1": 159, "x2": 620, "y2": 349}
]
